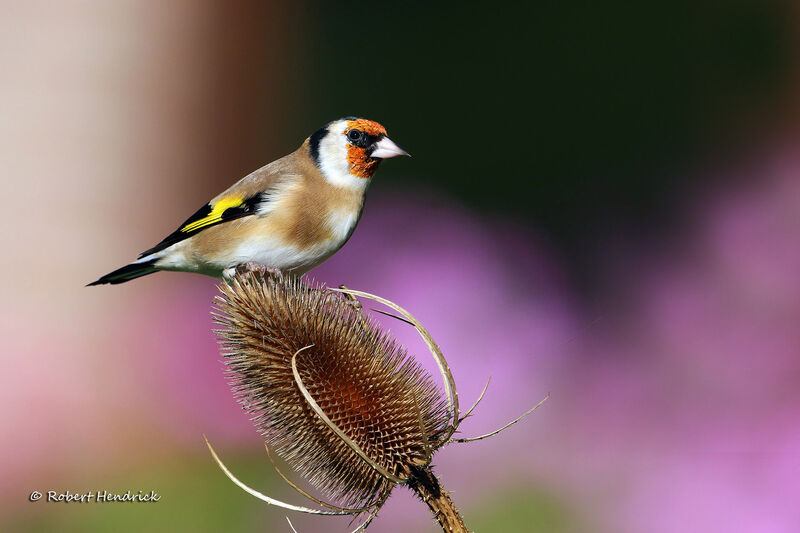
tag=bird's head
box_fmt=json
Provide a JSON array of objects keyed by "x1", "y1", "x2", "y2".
[{"x1": 308, "y1": 117, "x2": 409, "y2": 188}]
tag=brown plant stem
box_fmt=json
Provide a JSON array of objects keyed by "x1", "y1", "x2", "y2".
[{"x1": 407, "y1": 465, "x2": 469, "y2": 533}]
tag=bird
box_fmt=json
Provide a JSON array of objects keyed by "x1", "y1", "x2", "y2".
[{"x1": 88, "y1": 117, "x2": 409, "y2": 286}]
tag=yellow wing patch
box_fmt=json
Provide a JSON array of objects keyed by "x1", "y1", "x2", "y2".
[{"x1": 181, "y1": 196, "x2": 244, "y2": 233}]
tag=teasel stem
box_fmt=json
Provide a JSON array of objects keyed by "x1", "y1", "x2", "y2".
[{"x1": 406, "y1": 465, "x2": 468, "y2": 533}]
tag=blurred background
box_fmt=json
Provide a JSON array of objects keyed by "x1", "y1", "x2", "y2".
[{"x1": 2, "y1": 1, "x2": 799, "y2": 531}]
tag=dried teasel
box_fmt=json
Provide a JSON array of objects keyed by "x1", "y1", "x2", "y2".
[{"x1": 207, "y1": 270, "x2": 548, "y2": 532}]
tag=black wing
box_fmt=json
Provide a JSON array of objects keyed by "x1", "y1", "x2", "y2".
[{"x1": 138, "y1": 192, "x2": 269, "y2": 258}]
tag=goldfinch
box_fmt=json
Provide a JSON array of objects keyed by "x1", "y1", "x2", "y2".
[{"x1": 89, "y1": 117, "x2": 409, "y2": 286}]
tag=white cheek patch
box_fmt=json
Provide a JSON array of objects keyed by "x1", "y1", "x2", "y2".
[{"x1": 317, "y1": 120, "x2": 369, "y2": 191}]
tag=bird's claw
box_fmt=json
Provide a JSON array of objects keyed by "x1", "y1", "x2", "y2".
[{"x1": 233, "y1": 262, "x2": 284, "y2": 281}]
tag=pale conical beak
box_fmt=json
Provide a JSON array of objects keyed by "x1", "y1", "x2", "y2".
[{"x1": 370, "y1": 137, "x2": 410, "y2": 159}]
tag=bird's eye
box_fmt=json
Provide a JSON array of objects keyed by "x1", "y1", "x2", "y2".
[{"x1": 347, "y1": 130, "x2": 363, "y2": 142}]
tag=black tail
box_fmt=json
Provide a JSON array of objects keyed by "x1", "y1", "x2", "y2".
[{"x1": 87, "y1": 260, "x2": 159, "y2": 286}]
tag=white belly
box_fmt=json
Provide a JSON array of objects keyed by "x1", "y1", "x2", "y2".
[
  {"x1": 228, "y1": 237, "x2": 338, "y2": 274},
  {"x1": 228, "y1": 208, "x2": 360, "y2": 274},
  {"x1": 152, "y1": 208, "x2": 362, "y2": 277}
]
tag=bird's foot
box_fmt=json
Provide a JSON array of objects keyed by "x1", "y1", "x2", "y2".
[{"x1": 225, "y1": 262, "x2": 284, "y2": 281}]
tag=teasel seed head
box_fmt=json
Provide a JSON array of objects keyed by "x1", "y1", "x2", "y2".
[{"x1": 213, "y1": 272, "x2": 450, "y2": 508}]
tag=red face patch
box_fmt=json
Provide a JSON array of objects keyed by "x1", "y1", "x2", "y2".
[
  {"x1": 346, "y1": 146, "x2": 380, "y2": 178},
  {"x1": 345, "y1": 119, "x2": 387, "y2": 137},
  {"x1": 343, "y1": 119, "x2": 387, "y2": 178}
]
